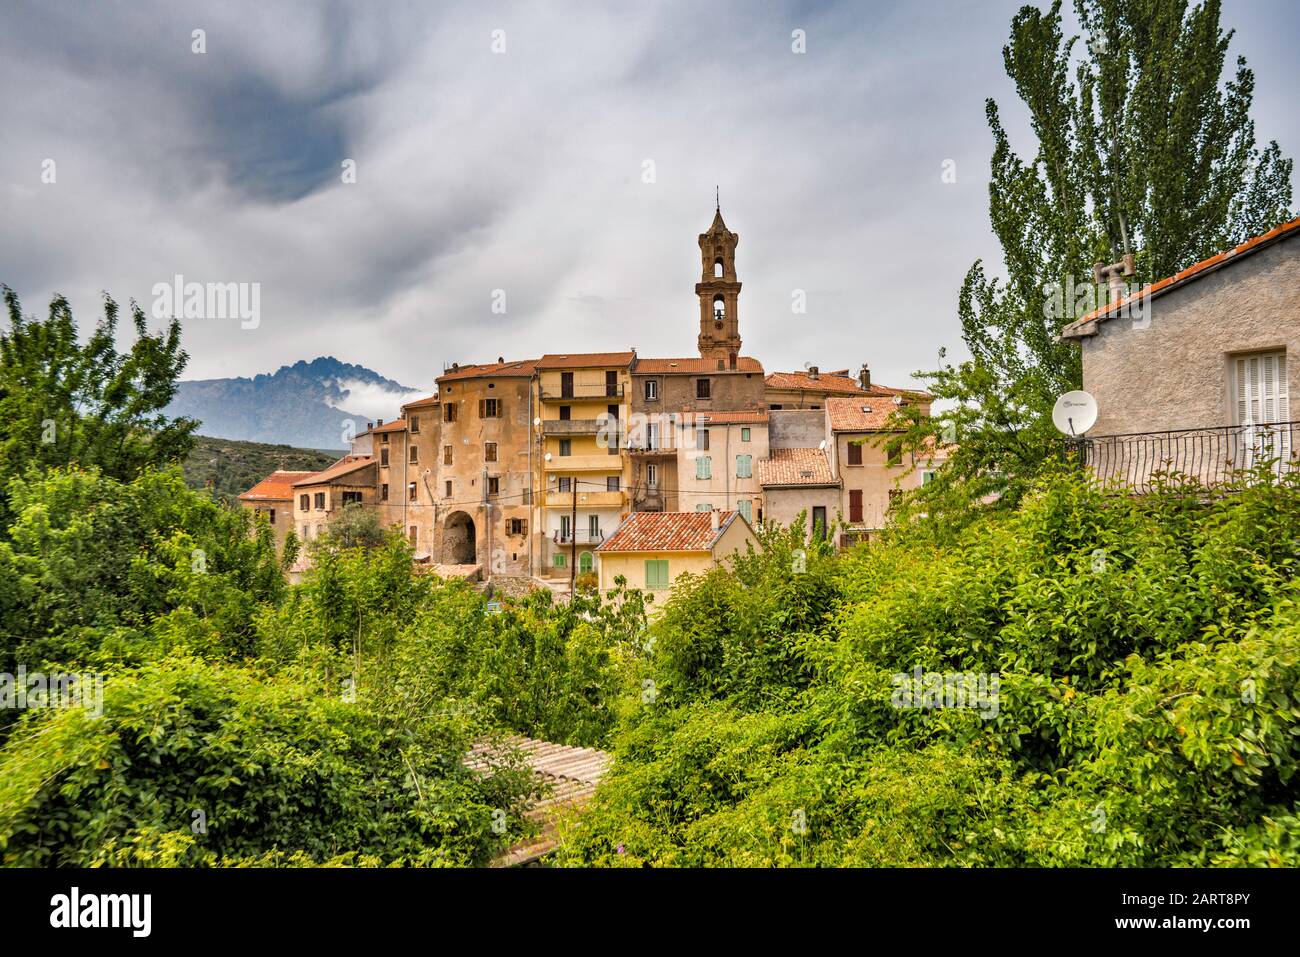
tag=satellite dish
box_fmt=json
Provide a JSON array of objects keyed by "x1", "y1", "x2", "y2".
[
  {"x1": 533, "y1": 417, "x2": 541, "y2": 426},
  {"x1": 544, "y1": 452, "x2": 553, "y2": 461},
  {"x1": 818, "y1": 439, "x2": 827, "y2": 451},
  {"x1": 1052, "y1": 391, "x2": 1098, "y2": 436}
]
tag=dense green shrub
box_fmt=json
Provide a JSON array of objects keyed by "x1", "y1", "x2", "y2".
[
  {"x1": 556, "y1": 469, "x2": 1300, "y2": 866},
  {"x1": 0, "y1": 657, "x2": 538, "y2": 866}
]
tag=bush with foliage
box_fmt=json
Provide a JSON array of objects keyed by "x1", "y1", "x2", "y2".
[{"x1": 555, "y1": 467, "x2": 1300, "y2": 866}]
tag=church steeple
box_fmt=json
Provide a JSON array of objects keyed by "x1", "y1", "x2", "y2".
[{"x1": 696, "y1": 199, "x2": 742, "y2": 365}]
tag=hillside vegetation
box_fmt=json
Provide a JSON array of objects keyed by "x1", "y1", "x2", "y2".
[{"x1": 183, "y1": 435, "x2": 338, "y2": 505}]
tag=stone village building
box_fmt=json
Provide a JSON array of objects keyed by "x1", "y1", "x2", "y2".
[
  {"x1": 1060, "y1": 217, "x2": 1299, "y2": 490},
  {"x1": 242, "y1": 205, "x2": 946, "y2": 583}
]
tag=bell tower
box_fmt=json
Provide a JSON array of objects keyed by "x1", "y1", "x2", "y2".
[{"x1": 696, "y1": 196, "x2": 742, "y2": 365}]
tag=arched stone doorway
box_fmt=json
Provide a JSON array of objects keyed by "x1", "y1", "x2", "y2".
[{"x1": 442, "y1": 511, "x2": 477, "y2": 565}]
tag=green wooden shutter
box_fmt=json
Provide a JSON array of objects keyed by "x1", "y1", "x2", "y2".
[
  {"x1": 736, "y1": 454, "x2": 752, "y2": 478},
  {"x1": 696, "y1": 456, "x2": 712, "y2": 479}
]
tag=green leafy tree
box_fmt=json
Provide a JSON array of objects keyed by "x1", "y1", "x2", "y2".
[
  {"x1": 0, "y1": 287, "x2": 197, "y2": 523},
  {"x1": 909, "y1": 0, "x2": 1293, "y2": 518}
]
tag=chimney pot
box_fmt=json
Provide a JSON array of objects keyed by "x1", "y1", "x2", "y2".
[
  {"x1": 860, "y1": 364, "x2": 871, "y2": 391},
  {"x1": 377, "y1": 418, "x2": 383, "y2": 426},
  {"x1": 808, "y1": 365, "x2": 819, "y2": 379}
]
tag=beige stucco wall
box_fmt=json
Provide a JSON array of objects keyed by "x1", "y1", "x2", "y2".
[
  {"x1": 241, "y1": 498, "x2": 294, "y2": 556},
  {"x1": 1079, "y1": 238, "x2": 1299, "y2": 437},
  {"x1": 761, "y1": 485, "x2": 840, "y2": 535},
  {"x1": 675, "y1": 421, "x2": 767, "y2": 518}
]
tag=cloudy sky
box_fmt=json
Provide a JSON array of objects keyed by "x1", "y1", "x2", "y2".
[{"x1": 2, "y1": 0, "x2": 1297, "y2": 397}]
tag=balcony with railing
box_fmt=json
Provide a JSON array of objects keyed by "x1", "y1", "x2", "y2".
[
  {"x1": 539, "y1": 489, "x2": 626, "y2": 508},
  {"x1": 539, "y1": 382, "x2": 625, "y2": 401},
  {"x1": 541, "y1": 418, "x2": 609, "y2": 436},
  {"x1": 1077, "y1": 420, "x2": 1298, "y2": 492}
]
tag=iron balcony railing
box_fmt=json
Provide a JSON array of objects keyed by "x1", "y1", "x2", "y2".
[
  {"x1": 553, "y1": 529, "x2": 606, "y2": 545},
  {"x1": 1076, "y1": 420, "x2": 1298, "y2": 492},
  {"x1": 539, "y1": 383, "x2": 625, "y2": 401}
]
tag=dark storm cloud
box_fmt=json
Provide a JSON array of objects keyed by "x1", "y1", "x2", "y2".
[{"x1": 0, "y1": 0, "x2": 1295, "y2": 396}]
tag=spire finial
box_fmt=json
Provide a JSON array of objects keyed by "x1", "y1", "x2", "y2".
[{"x1": 715, "y1": 185, "x2": 720, "y2": 211}]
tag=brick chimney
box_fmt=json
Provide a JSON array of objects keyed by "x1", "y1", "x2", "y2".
[
  {"x1": 859, "y1": 363, "x2": 871, "y2": 391},
  {"x1": 807, "y1": 365, "x2": 820, "y2": 380}
]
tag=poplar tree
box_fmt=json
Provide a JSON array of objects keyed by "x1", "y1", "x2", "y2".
[{"x1": 911, "y1": 0, "x2": 1293, "y2": 518}]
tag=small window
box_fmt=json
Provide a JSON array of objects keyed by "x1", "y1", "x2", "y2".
[
  {"x1": 488, "y1": 476, "x2": 500, "y2": 496},
  {"x1": 607, "y1": 475, "x2": 621, "y2": 492},
  {"x1": 485, "y1": 441, "x2": 498, "y2": 462},
  {"x1": 553, "y1": 553, "x2": 567, "y2": 569},
  {"x1": 736, "y1": 454, "x2": 752, "y2": 478},
  {"x1": 342, "y1": 491, "x2": 362, "y2": 506},
  {"x1": 299, "y1": 494, "x2": 309, "y2": 511},
  {"x1": 409, "y1": 445, "x2": 418, "y2": 465},
  {"x1": 409, "y1": 415, "x2": 420, "y2": 434},
  {"x1": 444, "y1": 480, "x2": 452, "y2": 497},
  {"x1": 645, "y1": 559, "x2": 669, "y2": 589},
  {"x1": 408, "y1": 526, "x2": 418, "y2": 545},
  {"x1": 380, "y1": 483, "x2": 389, "y2": 502},
  {"x1": 314, "y1": 492, "x2": 326, "y2": 510},
  {"x1": 380, "y1": 432, "x2": 389, "y2": 445},
  {"x1": 408, "y1": 482, "x2": 417, "y2": 501},
  {"x1": 644, "y1": 380, "x2": 658, "y2": 401},
  {"x1": 741, "y1": 427, "x2": 751, "y2": 442},
  {"x1": 559, "y1": 406, "x2": 571, "y2": 421},
  {"x1": 380, "y1": 447, "x2": 390, "y2": 467},
  {"x1": 886, "y1": 438, "x2": 903, "y2": 466},
  {"x1": 695, "y1": 503, "x2": 712, "y2": 512},
  {"x1": 559, "y1": 439, "x2": 572, "y2": 456},
  {"x1": 696, "y1": 456, "x2": 712, "y2": 480},
  {"x1": 699, "y1": 429, "x2": 710, "y2": 451},
  {"x1": 444, "y1": 446, "x2": 453, "y2": 465},
  {"x1": 444, "y1": 404, "x2": 456, "y2": 423},
  {"x1": 480, "y1": 398, "x2": 501, "y2": 418},
  {"x1": 847, "y1": 442, "x2": 863, "y2": 466},
  {"x1": 646, "y1": 464, "x2": 659, "y2": 488},
  {"x1": 558, "y1": 476, "x2": 572, "y2": 493},
  {"x1": 696, "y1": 379, "x2": 712, "y2": 400},
  {"x1": 508, "y1": 518, "x2": 527, "y2": 536},
  {"x1": 588, "y1": 515, "x2": 600, "y2": 539}
]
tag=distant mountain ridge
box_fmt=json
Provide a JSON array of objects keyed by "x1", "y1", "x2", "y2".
[{"x1": 168, "y1": 356, "x2": 424, "y2": 449}]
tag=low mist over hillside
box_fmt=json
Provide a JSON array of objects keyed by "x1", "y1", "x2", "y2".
[{"x1": 167, "y1": 357, "x2": 424, "y2": 449}]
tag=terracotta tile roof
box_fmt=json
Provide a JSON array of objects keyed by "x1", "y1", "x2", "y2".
[
  {"x1": 366, "y1": 419, "x2": 407, "y2": 434},
  {"x1": 1061, "y1": 216, "x2": 1300, "y2": 338},
  {"x1": 238, "y1": 470, "x2": 317, "y2": 502},
  {"x1": 765, "y1": 370, "x2": 930, "y2": 400},
  {"x1": 694, "y1": 410, "x2": 769, "y2": 425},
  {"x1": 757, "y1": 448, "x2": 838, "y2": 487},
  {"x1": 437, "y1": 359, "x2": 538, "y2": 382},
  {"x1": 535, "y1": 352, "x2": 635, "y2": 370},
  {"x1": 634, "y1": 356, "x2": 764, "y2": 374},
  {"x1": 402, "y1": 392, "x2": 440, "y2": 409},
  {"x1": 596, "y1": 510, "x2": 742, "y2": 553},
  {"x1": 291, "y1": 455, "x2": 373, "y2": 487},
  {"x1": 766, "y1": 371, "x2": 868, "y2": 395},
  {"x1": 826, "y1": 396, "x2": 907, "y2": 432}
]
